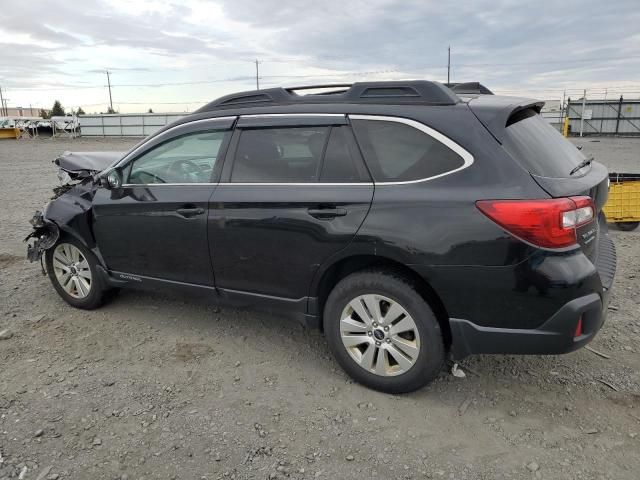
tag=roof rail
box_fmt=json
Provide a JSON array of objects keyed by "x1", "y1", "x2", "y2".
[
  {"x1": 445, "y1": 82, "x2": 494, "y2": 95},
  {"x1": 286, "y1": 84, "x2": 353, "y2": 92},
  {"x1": 195, "y1": 80, "x2": 460, "y2": 112}
]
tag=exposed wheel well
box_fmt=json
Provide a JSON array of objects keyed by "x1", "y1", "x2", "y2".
[{"x1": 315, "y1": 255, "x2": 452, "y2": 349}]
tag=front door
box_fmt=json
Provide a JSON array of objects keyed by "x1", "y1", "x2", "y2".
[
  {"x1": 208, "y1": 114, "x2": 374, "y2": 301},
  {"x1": 93, "y1": 119, "x2": 233, "y2": 285}
]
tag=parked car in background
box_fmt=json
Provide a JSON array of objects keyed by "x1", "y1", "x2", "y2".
[{"x1": 26, "y1": 81, "x2": 616, "y2": 393}]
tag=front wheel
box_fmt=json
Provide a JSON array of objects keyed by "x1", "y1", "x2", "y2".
[
  {"x1": 324, "y1": 270, "x2": 445, "y2": 393},
  {"x1": 45, "y1": 236, "x2": 111, "y2": 309}
]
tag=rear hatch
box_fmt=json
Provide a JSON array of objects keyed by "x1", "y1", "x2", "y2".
[{"x1": 469, "y1": 97, "x2": 610, "y2": 268}]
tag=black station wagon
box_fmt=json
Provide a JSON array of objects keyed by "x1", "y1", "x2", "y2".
[{"x1": 26, "y1": 81, "x2": 616, "y2": 393}]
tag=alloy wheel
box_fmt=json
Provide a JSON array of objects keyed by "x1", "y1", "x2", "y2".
[
  {"x1": 52, "y1": 243, "x2": 92, "y2": 299},
  {"x1": 340, "y1": 294, "x2": 420, "y2": 376}
]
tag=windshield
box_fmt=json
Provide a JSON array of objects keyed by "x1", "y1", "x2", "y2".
[{"x1": 502, "y1": 113, "x2": 586, "y2": 178}]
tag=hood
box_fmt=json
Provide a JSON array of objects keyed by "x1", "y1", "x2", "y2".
[{"x1": 54, "y1": 151, "x2": 125, "y2": 177}]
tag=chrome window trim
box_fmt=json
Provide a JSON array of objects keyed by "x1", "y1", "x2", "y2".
[
  {"x1": 218, "y1": 182, "x2": 374, "y2": 187},
  {"x1": 120, "y1": 182, "x2": 373, "y2": 187},
  {"x1": 115, "y1": 114, "x2": 474, "y2": 187},
  {"x1": 121, "y1": 183, "x2": 218, "y2": 187},
  {"x1": 106, "y1": 116, "x2": 237, "y2": 172},
  {"x1": 348, "y1": 114, "x2": 474, "y2": 185}
]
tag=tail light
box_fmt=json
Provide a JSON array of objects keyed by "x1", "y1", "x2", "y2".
[
  {"x1": 476, "y1": 196, "x2": 594, "y2": 249},
  {"x1": 574, "y1": 317, "x2": 583, "y2": 337}
]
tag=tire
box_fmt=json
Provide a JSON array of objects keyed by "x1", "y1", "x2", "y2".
[
  {"x1": 616, "y1": 221, "x2": 639, "y2": 232},
  {"x1": 45, "y1": 235, "x2": 111, "y2": 309},
  {"x1": 324, "y1": 270, "x2": 445, "y2": 393}
]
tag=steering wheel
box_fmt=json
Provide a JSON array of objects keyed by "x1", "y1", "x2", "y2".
[{"x1": 167, "y1": 159, "x2": 204, "y2": 183}]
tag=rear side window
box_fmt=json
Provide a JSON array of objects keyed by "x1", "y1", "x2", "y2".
[
  {"x1": 502, "y1": 112, "x2": 586, "y2": 178},
  {"x1": 351, "y1": 118, "x2": 465, "y2": 182},
  {"x1": 319, "y1": 127, "x2": 367, "y2": 183},
  {"x1": 232, "y1": 127, "x2": 328, "y2": 182}
]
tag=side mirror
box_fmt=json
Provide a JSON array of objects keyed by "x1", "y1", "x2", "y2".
[{"x1": 103, "y1": 169, "x2": 123, "y2": 189}]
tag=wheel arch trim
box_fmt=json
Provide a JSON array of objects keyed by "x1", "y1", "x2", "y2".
[{"x1": 311, "y1": 254, "x2": 452, "y2": 347}]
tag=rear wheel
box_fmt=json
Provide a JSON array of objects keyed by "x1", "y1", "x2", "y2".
[
  {"x1": 616, "y1": 221, "x2": 639, "y2": 231},
  {"x1": 45, "y1": 236, "x2": 111, "y2": 309},
  {"x1": 324, "y1": 270, "x2": 445, "y2": 393}
]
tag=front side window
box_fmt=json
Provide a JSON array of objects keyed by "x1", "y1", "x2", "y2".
[
  {"x1": 128, "y1": 130, "x2": 228, "y2": 184},
  {"x1": 351, "y1": 119, "x2": 465, "y2": 182},
  {"x1": 231, "y1": 127, "x2": 329, "y2": 182}
]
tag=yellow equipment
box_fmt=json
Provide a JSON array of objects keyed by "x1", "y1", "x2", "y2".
[
  {"x1": 0, "y1": 127, "x2": 19, "y2": 139},
  {"x1": 604, "y1": 173, "x2": 640, "y2": 231}
]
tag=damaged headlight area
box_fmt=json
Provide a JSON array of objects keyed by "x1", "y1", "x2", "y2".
[{"x1": 24, "y1": 211, "x2": 59, "y2": 263}]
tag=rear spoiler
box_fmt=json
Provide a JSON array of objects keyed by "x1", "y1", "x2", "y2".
[{"x1": 467, "y1": 95, "x2": 545, "y2": 143}]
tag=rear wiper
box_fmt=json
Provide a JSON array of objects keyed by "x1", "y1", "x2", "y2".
[{"x1": 569, "y1": 156, "x2": 594, "y2": 176}]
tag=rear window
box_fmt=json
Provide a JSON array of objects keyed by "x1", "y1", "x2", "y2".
[
  {"x1": 502, "y1": 112, "x2": 586, "y2": 178},
  {"x1": 351, "y1": 119, "x2": 465, "y2": 182}
]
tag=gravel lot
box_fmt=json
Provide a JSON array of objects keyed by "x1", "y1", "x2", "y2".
[{"x1": 1, "y1": 135, "x2": 639, "y2": 480}]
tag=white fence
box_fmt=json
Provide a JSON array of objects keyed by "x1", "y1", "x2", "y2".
[{"x1": 79, "y1": 113, "x2": 185, "y2": 136}]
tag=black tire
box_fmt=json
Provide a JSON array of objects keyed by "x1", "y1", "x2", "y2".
[
  {"x1": 616, "y1": 221, "x2": 639, "y2": 232},
  {"x1": 324, "y1": 269, "x2": 445, "y2": 393},
  {"x1": 44, "y1": 235, "x2": 111, "y2": 310}
]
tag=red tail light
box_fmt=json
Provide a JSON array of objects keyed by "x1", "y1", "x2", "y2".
[
  {"x1": 476, "y1": 196, "x2": 595, "y2": 249},
  {"x1": 574, "y1": 317, "x2": 583, "y2": 337}
]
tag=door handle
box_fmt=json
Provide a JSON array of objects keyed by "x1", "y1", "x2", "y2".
[
  {"x1": 176, "y1": 207, "x2": 205, "y2": 218},
  {"x1": 307, "y1": 207, "x2": 347, "y2": 219}
]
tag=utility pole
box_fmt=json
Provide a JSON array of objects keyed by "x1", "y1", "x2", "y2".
[
  {"x1": 447, "y1": 45, "x2": 451, "y2": 84},
  {"x1": 255, "y1": 59, "x2": 260, "y2": 90},
  {"x1": 105, "y1": 70, "x2": 114, "y2": 112},
  {"x1": 0, "y1": 86, "x2": 6, "y2": 116}
]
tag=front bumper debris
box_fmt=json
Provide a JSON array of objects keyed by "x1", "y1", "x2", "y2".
[{"x1": 25, "y1": 210, "x2": 59, "y2": 262}]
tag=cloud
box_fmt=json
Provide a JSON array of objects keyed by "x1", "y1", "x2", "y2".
[{"x1": 1, "y1": 0, "x2": 639, "y2": 112}]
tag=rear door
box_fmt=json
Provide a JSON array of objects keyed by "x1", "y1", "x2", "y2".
[{"x1": 208, "y1": 114, "x2": 373, "y2": 302}]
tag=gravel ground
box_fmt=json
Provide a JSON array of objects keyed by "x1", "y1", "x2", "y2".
[{"x1": 0, "y1": 135, "x2": 639, "y2": 480}]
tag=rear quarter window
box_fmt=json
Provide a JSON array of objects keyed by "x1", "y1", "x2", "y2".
[
  {"x1": 502, "y1": 112, "x2": 586, "y2": 178},
  {"x1": 350, "y1": 118, "x2": 467, "y2": 182}
]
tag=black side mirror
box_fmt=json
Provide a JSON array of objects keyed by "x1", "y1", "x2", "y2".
[{"x1": 103, "y1": 169, "x2": 123, "y2": 189}]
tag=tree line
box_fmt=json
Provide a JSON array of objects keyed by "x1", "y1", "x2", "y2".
[{"x1": 40, "y1": 100, "x2": 154, "y2": 118}]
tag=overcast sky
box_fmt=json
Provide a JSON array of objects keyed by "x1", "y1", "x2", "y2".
[{"x1": 2, "y1": 0, "x2": 639, "y2": 113}]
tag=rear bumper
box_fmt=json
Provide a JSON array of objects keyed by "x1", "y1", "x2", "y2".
[
  {"x1": 448, "y1": 233, "x2": 616, "y2": 359},
  {"x1": 450, "y1": 291, "x2": 609, "y2": 358}
]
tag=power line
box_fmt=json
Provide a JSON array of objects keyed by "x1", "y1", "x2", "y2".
[{"x1": 5, "y1": 54, "x2": 640, "y2": 93}]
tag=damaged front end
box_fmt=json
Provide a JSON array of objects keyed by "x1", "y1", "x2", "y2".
[
  {"x1": 24, "y1": 150, "x2": 125, "y2": 264},
  {"x1": 25, "y1": 211, "x2": 60, "y2": 262}
]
